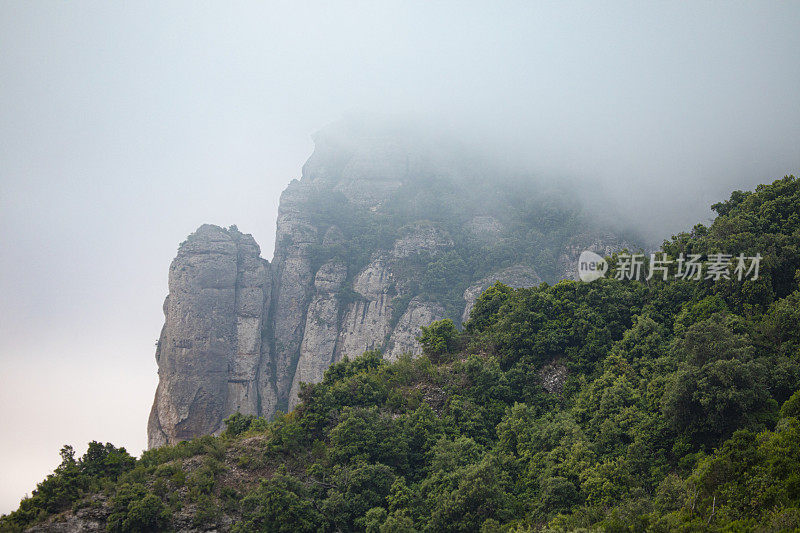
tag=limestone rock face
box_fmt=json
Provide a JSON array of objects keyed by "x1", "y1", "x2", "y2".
[
  {"x1": 288, "y1": 260, "x2": 347, "y2": 410},
  {"x1": 148, "y1": 120, "x2": 640, "y2": 447},
  {"x1": 148, "y1": 225, "x2": 271, "y2": 449},
  {"x1": 336, "y1": 255, "x2": 396, "y2": 360},
  {"x1": 334, "y1": 225, "x2": 452, "y2": 364},
  {"x1": 385, "y1": 297, "x2": 445, "y2": 361},
  {"x1": 268, "y1": 180, "x2": 318, "y2": 407}
]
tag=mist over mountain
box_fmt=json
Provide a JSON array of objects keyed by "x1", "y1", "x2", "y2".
[
  {"x1": 6, "y1": 170, "x2": 800, "y2": 531},
  {"x1": 2, "y1": 1, "x2": 800, "y2": 525},
  {"x1": 148, "y1": 119, "x2": 642, "y2": 448}
]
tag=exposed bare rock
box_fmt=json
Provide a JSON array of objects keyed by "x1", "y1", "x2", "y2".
[
  {"x1": 385, "y1": 297, "x2": 445, "y2": 361},
  {"x1": 288, "y1": 260, "x2": 347, "y2": 410},
  {"x1": 225, "y1": 234, "x2": 272, "y2": 418},
  {"x1": 539, "y1": 360, "x2": 568, "y2": 395},
  {"x1": 333, "y1": 225, "x2": 453, "y2": 363},
  {"x1": 148, "y1": 225, "x2": 271, "y2": 448},
  {"x1": 303, "y1": 123, "x2": 408, "y2": 208},
  {"x1": 312, "y1": 259, "x2": 348, "y2": 292},
  {"x1": 336, "y1": 255, "x2": 395, "y2": 359},
  {"x1": 461, "y1": 264, "x2": 541, "y2": 324},
  {"x1": 26, "y1": 515, "x2": 104, "y2": 532},
  {"x1": 268, "y1": 180, "x2": 318, "y2": 409}
]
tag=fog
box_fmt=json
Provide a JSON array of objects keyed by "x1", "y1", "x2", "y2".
[{"x1": 1, "y1": 1, "x2": 799, "y2": 514}]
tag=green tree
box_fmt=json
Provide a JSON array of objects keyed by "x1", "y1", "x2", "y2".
[
  {"x1": 234, "y1": 474, "x2": 322, "y2": 533},
  {"x1": 418, "y1": 319, "x2": 459, "y2": 361}
]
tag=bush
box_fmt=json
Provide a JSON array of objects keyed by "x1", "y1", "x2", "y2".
[
  {"x1": 233, "y1": 474, "x2": 322, "y2": 533},
  {"x1": 418, "y1": 319, "x2": 460, "y2": 361},
  {"x1": 107, "y1": 484, "x2": 168, "y2": 533}
]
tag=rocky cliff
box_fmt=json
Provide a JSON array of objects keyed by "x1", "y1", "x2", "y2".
[
  {"x1": 148, "y1": 225, "x2": 273, "y2": 448},
  {"x1": 148, "y1": 121, "x2": 637, "y2": 447}
]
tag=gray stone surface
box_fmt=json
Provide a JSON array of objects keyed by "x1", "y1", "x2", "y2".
[
  {"x1": 268, "y1": 180, "x2": 318, "y2": 407},
  {"x1": 288, "y1": 260, "x2": 347, "y2": 410},
  {"x1": 148, "y1": 225, "x2": 271, "y2": 448},
  {"x1": 385, "y1": 297, "x2": 445, "y2": 361},
  {"x1": 539, "y1": 360, "x2": 568, "y2": 395},
  {"x1": 336, "y1": 254, "x2": 396, "y2": 360}
]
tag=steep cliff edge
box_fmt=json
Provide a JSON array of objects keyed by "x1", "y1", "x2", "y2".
[
  {"x1": 147, "y1": 225, "x2": 272, "y2": 449},
  {"x1": 148, "y1": 121, "x2": 638, "y2": 447}
]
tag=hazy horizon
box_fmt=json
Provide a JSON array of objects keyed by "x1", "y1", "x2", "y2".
[{"x1": 2, "y1": 1, "x2": 799, "y2": 514}]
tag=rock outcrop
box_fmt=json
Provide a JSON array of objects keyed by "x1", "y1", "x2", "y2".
[
  {"x1": 148, "y1": 225, "x2": 271, "y2": 449},
  {"x1": 386, "y1": 297, "x2": 445, "y2": 361},
  {"x1": 148, "y1": 120, "x2": 639, "y2": 447},
  {"x1": 287, "y1": 260, "x2": 346, "y2": 410}
]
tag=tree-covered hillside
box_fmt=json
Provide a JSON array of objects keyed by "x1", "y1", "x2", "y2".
[{"x1": 3, "y1": 176, "x2": 800, "y2": 532}]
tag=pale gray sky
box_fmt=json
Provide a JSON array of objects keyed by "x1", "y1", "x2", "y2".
[{"x1": 1, "y1": 1, "x2": 799, "y2": 514}]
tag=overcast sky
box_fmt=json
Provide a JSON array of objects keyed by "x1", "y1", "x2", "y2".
[{"x1": 1, "y1": 1, "x2": 799, "y2": 514}]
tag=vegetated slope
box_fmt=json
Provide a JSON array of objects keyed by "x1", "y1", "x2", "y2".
[
  {"x1": 149, "y1": 119, "x2": 639, "y2": 448},
  {"x1": 3, "y1": 175, "x2": 800, "y2": 532}
]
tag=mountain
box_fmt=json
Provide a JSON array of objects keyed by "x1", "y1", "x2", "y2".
[
  {"x1": 148, "y1": 120, "x2": 637, "y2": 448},
  {"x1": 4, "y1": 175, "x2": 799, "y2": 532}
]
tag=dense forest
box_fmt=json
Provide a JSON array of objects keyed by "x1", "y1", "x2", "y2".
[{"x1": 3, "y1": 176, "x2": 800, "y2": 532}]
